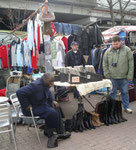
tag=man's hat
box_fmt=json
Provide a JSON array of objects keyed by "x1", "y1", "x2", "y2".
[{"x1": 71, "y1": 41, "x2": 79, "y2": 46}]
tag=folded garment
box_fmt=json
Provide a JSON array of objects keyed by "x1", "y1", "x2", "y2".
[{"x1": 76, "y1": 79, "x2": 112, "y2": 96}]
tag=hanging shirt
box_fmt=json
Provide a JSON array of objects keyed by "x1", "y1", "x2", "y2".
[
  {"x1": 37, "y1": 24, "x2": 40, "y2": 51},
  {"x1": 32, "y1": 40, "x2": 37, "y2": 69},
  {"x1": 16, "y1": 42, "x2": 24, "y2": 67},
  {"x1": 51, "y1": 41, "x2": 57, "y2": 67},
  {"x1": 27, "y1": 19, "x2": 35, "y2": 55},
  {"x1": 56, "y1": 41, "x2": 65, "y2": 67},
  {"x1": 23, "y1": 40, "x2": 31, "y2": 67},
  {"x1": 34, "y1": 14, "x2": 41, "y2": 51},
  {"x1": 51, "y1": 41, "x2": 57, "y2": 59},
  {"x1": 61, "y1": 36, "x2": 68, "y2": 53},
  {"x1": 0, "y1": 45, "x2": 8, "y2": 68},
  {"x1": 51, "y1": 22, "x2": 56, "y2": 37},
  {"x1": 10, "y1": 42, "x2": 17, "y2": 67},
  {"x1": 54, "y1": 36, "x2": 66, "y2": 67}
]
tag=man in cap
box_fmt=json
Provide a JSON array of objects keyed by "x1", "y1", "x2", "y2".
[
  {"x1": 65, "y1": 41, "x2": 86, "y2": 98},
  {"x1": 65, "y1": 41, "x2": 86, "y2": 67}
]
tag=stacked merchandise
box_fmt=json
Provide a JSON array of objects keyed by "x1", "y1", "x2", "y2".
[
  {"x1": 95, "y1": 97, "x2": 127, "y2": 126},
  {"x1": 54, "y1": 65, "x2": 103, "y2": 84}
]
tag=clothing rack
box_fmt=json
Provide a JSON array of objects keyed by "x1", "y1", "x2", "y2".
[{"x1": 0, "y1": 2, "x2": 47, "y2": 43}]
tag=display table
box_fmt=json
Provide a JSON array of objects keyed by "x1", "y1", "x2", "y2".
[
  {"x1": 54, "y1": 79, "x2": 113, "y2": 132},
  {"x1": 0, "y1": 97, "x2": 9, "y2": 104},
  {"x1": 54, "y1": 79, "x2": 112, "y2": 95}
]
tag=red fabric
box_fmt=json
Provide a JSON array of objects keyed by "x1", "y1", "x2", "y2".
[
  {"x1": 61, "y1": 36, "x2": 68, "y2": 53},
  {"x1": 0, "y1": 89, "x2": 6, "y2": 96},
  {"x1": 51, "y1": 22, "x2": 56, "y2": 37},
  {"x1": 32, "y1": 23, "x2": 37, "y2": 69},
  {"x1": 22, "y1": 37, "x2": 27, "y2": 42},
  {"x1": 37, "y1": 24, "x2": 40, "y2": 51},
  {"x1": 32, "y1": 40, "x2": 37, "y2": 69},
  {"x1": 0, "y1": 45, "x2": 8, "y2": 68}
]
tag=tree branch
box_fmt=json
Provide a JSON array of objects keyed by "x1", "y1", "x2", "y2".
[
  {"x1": 112, "y1": 1, "x2": 118, "y2": 7},
  {"x1": 123, "y1": 0, "x2": 131, "y2": 11}
]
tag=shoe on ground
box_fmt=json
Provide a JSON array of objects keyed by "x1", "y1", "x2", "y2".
[
  {"x1": 124, "y1": 108, "x2": 132, "y2": 114},
  {"x1": 57, "y1": 132, "x2": 71, "y2": 139},
  {"x1": 47, "y1": 135, "x2": 58, "y2": 148}
]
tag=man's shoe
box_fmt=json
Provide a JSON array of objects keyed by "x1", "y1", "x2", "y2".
[
  {"x1": 47, "y1": 135, "x2": 58, "y2": 148},
  {"x1": 125, "y1": 108, "x2": 132, "y2": 114},
  {"x1": 57, "y1": 132, "x2": 71, "y2": 139}
]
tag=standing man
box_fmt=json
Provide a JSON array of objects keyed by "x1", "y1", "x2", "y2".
[
  {"x1": 133, "y1": 50, "x2": 136, "y2": 100},
  {"x1": 65, "y1": 41, "x2": 86, "y2": 98},
  {"x1": 16, "y1": 73, "x2": 71, "y2": 148},
  {"x1": 103, "y1": 36, "x2": 134, "y2": 113},
  {"x1": 65, "y1": 41, "x2": 86, "y2": 67}
]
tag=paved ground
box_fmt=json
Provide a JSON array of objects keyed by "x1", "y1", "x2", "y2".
[{"x1": 1, "y1": 93, "x2": 136, "y2": 150}]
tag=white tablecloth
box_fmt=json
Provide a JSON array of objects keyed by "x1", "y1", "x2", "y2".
[
  {"x1": 76, "y1": 79, "x2": 112, "y2": 96},
  {"x1": 54, "y1": 82, "x2": 73, "y2": 87},
  {"x1": 54, "y1": 79, "x2": 112, "y2": 96}
]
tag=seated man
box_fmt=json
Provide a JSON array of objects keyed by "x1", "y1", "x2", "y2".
[{"x1": 16, "y1": 73, "x2": 71, "y2": 148}]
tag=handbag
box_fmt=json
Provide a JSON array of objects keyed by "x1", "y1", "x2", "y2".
[{"x1": 39, "y1": 4, "x2": 55, "y2": 22}]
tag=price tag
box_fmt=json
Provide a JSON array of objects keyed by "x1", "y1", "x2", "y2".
[
  {"x1": 87, "y1": 75, "x2": 91, "y2": 79},
  {"x1": 72, "y1": 77, "x2": 80, "y2": 83}
]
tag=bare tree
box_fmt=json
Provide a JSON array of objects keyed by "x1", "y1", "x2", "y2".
[
  {"x1": 118, "y1": 0, "x2": 131, "y2": 25},
  {"x1": 97, "y1": 0, "x2": 131, "y2": 26},
  {"x1": 106, "y1": 0, "x2": 118, "y2": 26},
  {"x1": 97, "y1": 0, "x2": 118, "y2": 26},
  {"x1": 0, "y1": 9, "x2": 30, "y2": 30}
]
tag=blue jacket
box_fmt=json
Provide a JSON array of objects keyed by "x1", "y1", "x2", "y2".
[{"x1": 16, "y1": 77, "x2": 55, "y2": 115}]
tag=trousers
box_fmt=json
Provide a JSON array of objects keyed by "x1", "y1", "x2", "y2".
[
  {"x1": 110, "y1": 78, "x2": 130, "y2": 110},
  {"x1": 33, "y1": 104, "x2": 60, "y2": 129}
]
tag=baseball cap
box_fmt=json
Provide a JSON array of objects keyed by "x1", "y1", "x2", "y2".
[{"x1": 71, "y1": 41, "x2": 79, "y2": 46}]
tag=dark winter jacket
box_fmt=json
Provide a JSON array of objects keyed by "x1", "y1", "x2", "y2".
[
  {"x1": 133, "y1": 52, "x2": 136, "y2": 78},
  {"x1": 16, "y1": 77, "x2": 55, "y2": 115},
  {"x1": 65, "y1": 50, "x2": 86, "y2": 67}
]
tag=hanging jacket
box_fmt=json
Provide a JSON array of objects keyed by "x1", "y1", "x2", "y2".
[
  {"x1": 87, "y1": 48, "x2": 101, "y2": 72},
  {"x1": 89, "y1": 24, "x2": 103, "y2": 49},
  {"x1": 81, "y1": 30, "x2": 90, "y2": 55},
  {"x1": 97, "y1": 48, "x2": 107, "y2": 75},
  {"x1": 89, "y1": 25, "x2": 97, "y2": 49}
]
